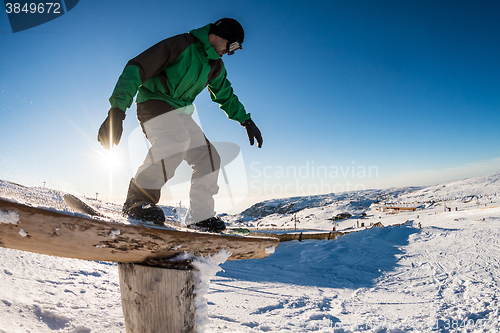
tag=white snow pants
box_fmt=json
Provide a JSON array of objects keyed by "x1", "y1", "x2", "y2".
[{"x1": 130, "y1": 103, "x2": 220, "y2": 224}]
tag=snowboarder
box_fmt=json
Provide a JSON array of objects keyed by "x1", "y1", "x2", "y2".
[{"x1": 97, "y1": 18, "x2": 263, "y2": 232}]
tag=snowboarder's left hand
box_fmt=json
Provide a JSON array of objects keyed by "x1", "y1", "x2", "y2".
[
  {"x1": 97, "y1": 108, "x2": 126, "y2": 150},
  {"x1": 241, "y1": 118, "x2": 263, "y2": 148}
]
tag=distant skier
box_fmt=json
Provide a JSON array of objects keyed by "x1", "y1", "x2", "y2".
[{"x1": 97, "y1": 18, "x2": 263, "y2": 232}]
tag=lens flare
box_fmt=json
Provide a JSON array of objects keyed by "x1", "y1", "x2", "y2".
[{"x1": 100, "y1": 149, "x2": 121, "y2": 169}]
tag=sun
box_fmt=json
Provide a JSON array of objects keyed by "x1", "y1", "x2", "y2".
[{"x1": 100, "y1": 149, "x2": 122, "y2": 169}]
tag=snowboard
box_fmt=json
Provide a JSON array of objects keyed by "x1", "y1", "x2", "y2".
[
  {"x1": 0, "y1": 196, "x2": 278, "y2": 263},
  {"x1": 63, "y1": 194, "x2": 250, "y2": 235},
  {"x1": 63, "y1": 194, "x2": 105, "y2": 218}
]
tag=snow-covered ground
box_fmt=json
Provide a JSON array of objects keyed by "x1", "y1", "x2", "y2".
[{"x1": 1, "y1": 172, "x2": 500, "y2": 332}]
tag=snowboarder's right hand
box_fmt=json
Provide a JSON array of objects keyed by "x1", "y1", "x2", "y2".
[{"x1": 97, "y1": 108, "x2": 126, "y2": 150}]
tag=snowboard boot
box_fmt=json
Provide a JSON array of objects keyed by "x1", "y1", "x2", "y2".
[
  {"x1": 122, "y1": 199, "x2": 166, "y2": 226},
  {"x1": 188, "y1": 216, "x2": 226, "y2": 233}
]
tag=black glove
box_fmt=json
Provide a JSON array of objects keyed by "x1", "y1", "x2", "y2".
[
  {"x1": 241, "y1": 118, "x2": 263, "y2": 148},
  {"x1": 97, "y1": 108, "x2": 126, "y2": 150}
]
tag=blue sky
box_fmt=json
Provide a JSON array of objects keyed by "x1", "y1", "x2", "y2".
[{"x1": 1, "y1": 0, "x2": 499, "y2": 212}]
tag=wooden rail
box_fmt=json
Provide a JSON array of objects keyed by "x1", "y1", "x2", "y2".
[{"x1": 254, "y1": 222, "x2": 385, "y2": 242}]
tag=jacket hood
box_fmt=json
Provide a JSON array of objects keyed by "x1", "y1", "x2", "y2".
[{"x1": 190, "y1": 24, "x2": 220, "y2": 60}]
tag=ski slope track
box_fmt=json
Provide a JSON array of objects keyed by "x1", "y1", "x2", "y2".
[{"x1": 1, "y1": 172, "x2": 500, "y2": 332}]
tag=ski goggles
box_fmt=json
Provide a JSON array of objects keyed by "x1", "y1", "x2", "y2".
[{"x1": 227, "y1": 40, "x2": 243, "y2": 55}]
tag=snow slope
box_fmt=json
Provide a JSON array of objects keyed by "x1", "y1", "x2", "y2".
[
  {"x1": 226, "y1": 173, "x2": 500, "y2": 233},
  {"x1": 213, "y1": 209, "x2": 500, "y2": 332},
  {"x1": 1, "y1": 172, "x2": 500, "y2": 332}
]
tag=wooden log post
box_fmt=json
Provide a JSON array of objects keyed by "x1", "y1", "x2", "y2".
[{"x1": 118, "y1": 263, "x2": 196, "y2": 333}]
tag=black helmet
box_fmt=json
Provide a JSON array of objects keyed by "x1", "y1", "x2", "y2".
[{"x1": 210, "y1": 18, "x2": 244, "y2": 55}]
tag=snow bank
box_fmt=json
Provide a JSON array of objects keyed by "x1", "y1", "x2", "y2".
[
  {"x1": 192, "y1": 250, "x2": 232, "y2": 332},
  {"x1": 0, "y1": 209, "x2": 19, "y2": 225},
  {"x1": 172, "y1": 249, "x2": 232, "y2": 332}
]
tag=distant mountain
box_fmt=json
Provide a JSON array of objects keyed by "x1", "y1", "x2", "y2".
[
  {"x1": 240, "y1": 187, "x2": 421, "y2": 219},
  {"x1": 234, "y1": 172, "x2": 500, "y2": 225},
  {"x1": 393, "y1": 172, "x2": 500, "y2": 205}
]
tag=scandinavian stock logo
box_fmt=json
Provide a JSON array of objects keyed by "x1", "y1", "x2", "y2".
[{"x1": 3, "y1": 0, "x2": 79, "y2": 33}]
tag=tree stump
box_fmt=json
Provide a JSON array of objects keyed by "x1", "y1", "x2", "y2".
[{"x1": 118, "y1": 263, "x2": 195, "y2": 333}]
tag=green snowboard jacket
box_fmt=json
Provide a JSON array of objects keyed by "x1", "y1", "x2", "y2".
[{"x1": 109, "y1": 24, "x2": 250, "y2": 124}]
